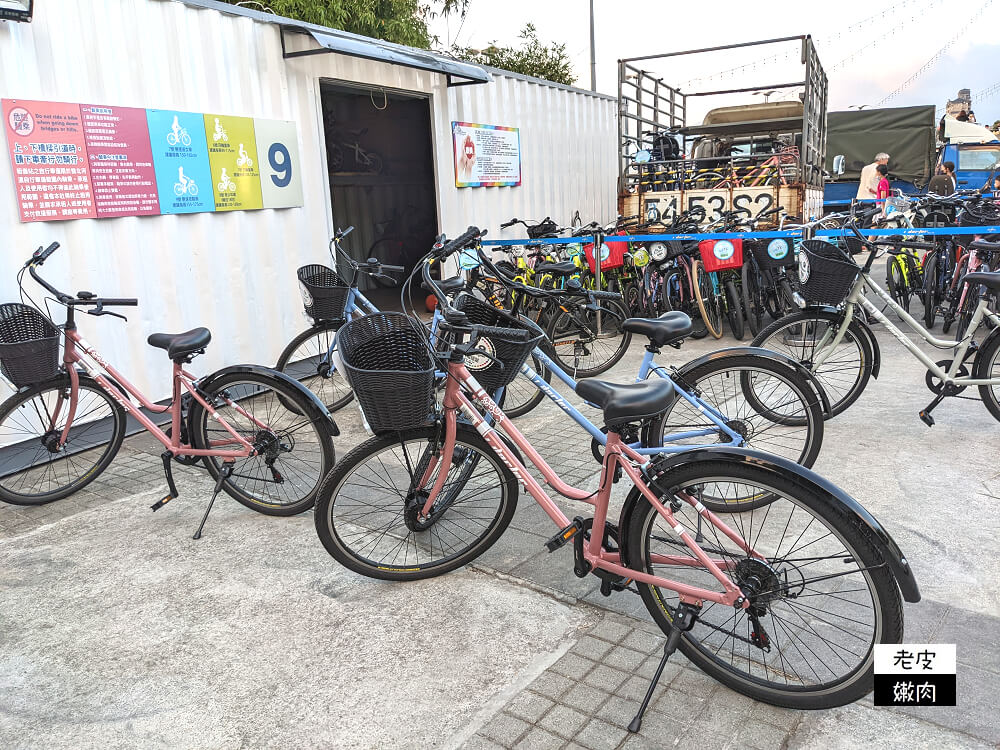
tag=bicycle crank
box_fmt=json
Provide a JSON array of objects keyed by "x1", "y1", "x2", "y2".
[{"x1": 925, "y1": 359, "x2": 969, "y2": 396}]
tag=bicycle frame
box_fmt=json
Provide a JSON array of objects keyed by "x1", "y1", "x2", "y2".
[
  {"x1": 810, "y1": 271, "x2": 1000, "y2": 386},
  {"x1": 517, "y1": 347, "x2": 742, "y2": 454},
  {"x1": 421, "y1": 361, "x2": 753, "y2": 607},
  {"x1": 60, "y1": 327, "x2": 258, "y2": 458}
]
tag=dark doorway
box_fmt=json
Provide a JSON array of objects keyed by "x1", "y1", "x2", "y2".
[{"x1": 320, "y1": 82, "x2": 437, "y2": 306}]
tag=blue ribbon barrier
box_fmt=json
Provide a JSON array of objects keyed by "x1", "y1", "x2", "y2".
[{"x1": 482, "y1": 224, "x2": 1000, "y2": 247}]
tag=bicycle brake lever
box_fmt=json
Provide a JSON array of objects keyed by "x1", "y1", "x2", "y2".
[{"x1": 86, "y1": 304, "x2": 127, "y2": 322}]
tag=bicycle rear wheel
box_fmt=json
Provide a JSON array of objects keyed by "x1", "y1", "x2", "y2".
[
  {"x1": 624, "y1": 458, "x2": 902, "y2": 709},
  {"x1": 921, "y1": 250, "x2": 939, "y2": 329},
  {"x1": 545, "y1": 298, "x2": 631, "y2": 378},
  {"x1": 886, "y1": 258, "x2": 909, "y2": 316},
  {"x1": 275, "y1": 322, "x2": 354, "y2": 412},
  {"x1": 314, "y1": 425, "x2": 518, "y2": 580},
  {"x1": 189, "y1": 371, "x2": 335, "y2": 516},
  {"x1": 693, "y1": 261, "x2": 723, "y2": 339},
  {"x1": 0, "y1": 373, "x2": 126, "y2": 505}
]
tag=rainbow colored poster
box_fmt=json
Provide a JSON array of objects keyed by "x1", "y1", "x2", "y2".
[{"x1": 452, "y1": 121, "x2": 521, "y2": 188}]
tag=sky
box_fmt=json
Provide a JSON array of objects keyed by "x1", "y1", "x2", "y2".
[{"x1": 431, "y1": 0, "x2": 1000, "y2": 124}]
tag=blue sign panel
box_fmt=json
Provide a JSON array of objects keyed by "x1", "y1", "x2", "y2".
[{"x1": 145, "y1": 109, "x2": 215, "y2": 214}]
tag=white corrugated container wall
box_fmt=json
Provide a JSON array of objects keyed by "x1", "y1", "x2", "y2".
[{"x1": 0, "y1": 0, "x2": 617, "y2": 402}]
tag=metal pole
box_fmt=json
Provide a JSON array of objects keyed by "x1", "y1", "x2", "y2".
[{"x1": 589, "y1": 0, "x2": 597, "y2": 92}]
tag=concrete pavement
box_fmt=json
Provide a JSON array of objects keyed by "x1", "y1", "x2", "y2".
[{"x1": 2, "y1": 299, "x2": 999, "y2": 749}]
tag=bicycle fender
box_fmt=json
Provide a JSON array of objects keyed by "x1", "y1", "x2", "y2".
[
  {"x1": 196, "y1": 364, "x2": 340, "y2": 437},
  {"x1": 618, "y1": 447, "x2": 920, "y2": 603},
  {"x1": 802, "y1": 306, "x2": 881, "y2": 380},
  {"x1": 673, "y1": 346, "x2": 833, "y2": 417},
  {"x1": 972, "y1": 326, "x2": 1000, "y2": 379}
]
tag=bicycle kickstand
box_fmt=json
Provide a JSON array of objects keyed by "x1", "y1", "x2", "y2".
[
  {"x1": 193, "y1": 461, "x2": 234, "y2": 540},
  {"x1": 627, "y1": 603, "x2": 699, "y2": 734}
]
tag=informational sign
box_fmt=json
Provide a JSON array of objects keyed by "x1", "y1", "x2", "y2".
[
  {"x1": 874, "y1": 644, "x2": 956, "y2": 706},
  {"x1": 80, "y1": 104, "x2": 160, "y2": 218},
  {"x1": 3, "y1": 98, "x2": 303, "y2": 222},
  {"x1": 145, "y1": 109, "x2": 215, "y2": 215},
  {"x1": 452, "y1": 121, "x2": 521, "y2": 188},
  {"x1": 204, "y1": 114, "x2": 263, "y2": 212},
  {"x1": 253, "y1": 118, "x2": 303, "y2": 209},
  {"x1": 2, "y1": 99, "x2": 96, "y2": 221}
]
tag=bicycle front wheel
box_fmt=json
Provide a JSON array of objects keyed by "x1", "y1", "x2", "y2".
[
  {"x1": 752, "y1": 310, "x2": 873, "y2": 418},
  {"x1": 500, "y1": 353, "x2": 550, "y2": 419},
  {"x1": 624, "y1": 458, "x2": 902, "y2": 709},
  {"x1": 275, "y1": 322, "x2": 354, "y2": 412},
  {"x1": 189, "y1": 372, "x2": 335, "y2": 516},
  {"x1": 921, "y1": 250, "x2": 938, "y2": 329},
  {"x1": 314, "y1": 425, "x2": 518, "y2": 580},
  {"x1": 545, "y1": 298, "x2": 631, "y2": 378},
  {"x1": 0, "y1": 373, "x2": 126, "y2": 505},
  {"x1": 693, "y1": 261, "x2": 723, "y2": 339}
]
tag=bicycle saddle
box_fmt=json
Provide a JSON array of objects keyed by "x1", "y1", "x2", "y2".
[
  {"x1": 969, "y1": 237, "x2": 1000, "y2": 252},
  {"x1": 147, "y1": 327, "x2": 211, "y2": 362},
  {"x1": 622, "y1": 312, "x2": 693, "y2": 347},
  {"x1": 575, "y1": 377, "x2": 675, "y2": 426},
  {"x1": 535, "y1": 261, "x2": 578, "y2": 276},
  {"x1": 961, "y1": 271, "x2": 1000, "y2": 292},
  {"x1": 421, "y1": 276, "x2": 465, "y2": 296}
]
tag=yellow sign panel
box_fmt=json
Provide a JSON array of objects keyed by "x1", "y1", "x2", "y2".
[{"x1": 204, "y1": 114, "x2": 262, "y2": 211}]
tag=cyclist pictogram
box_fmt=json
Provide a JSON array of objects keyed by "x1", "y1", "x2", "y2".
[
  {"x1": 217, "y1": 167, "x2": 235, "y2": 192},
  {"x1": 236, "y1": 143, "x2": 253, "y2": 168},
  {"x1": 212, "y1": 117, "x2": 228, "y2": 143},
  {"x1": 167, "y1": 115, "x2": 191, "y2": 147},
  {"x1": 173, "y1": 166, "x2": 198, "y2": 197}
]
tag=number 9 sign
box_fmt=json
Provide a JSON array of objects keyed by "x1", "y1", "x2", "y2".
[{"x1": 253, "y1": 118, "x2": 303, "y2": 208}]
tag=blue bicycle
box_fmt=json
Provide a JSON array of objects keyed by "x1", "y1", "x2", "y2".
[
  {"x1": 463, "y1": 249, "x2": 829, "y2": 510},
  {"x1": 276, "y1": 227, "x2": 407, "y2": 411}
]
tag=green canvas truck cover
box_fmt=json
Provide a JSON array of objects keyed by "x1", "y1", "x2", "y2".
[{"x1": 826, "y1": 105, "x2": 936, "y2": 187}]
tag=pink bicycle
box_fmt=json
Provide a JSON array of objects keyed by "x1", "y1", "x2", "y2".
[
  {"x1": 0, "y1": 243, "x2": 338, "y2": 538},
  {"x1": 313, "y1": 228, "x2": 920, "y2": 724}
]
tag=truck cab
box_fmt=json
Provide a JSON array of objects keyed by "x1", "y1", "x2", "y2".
[{"x1": 938, "y1": 118, "x2": 1000, "y2": 192}]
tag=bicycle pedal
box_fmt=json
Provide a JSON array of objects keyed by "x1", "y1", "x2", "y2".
[
  {"x1": 918, "y1": 410, "x2": 935, "y2": 427},
  {"x1": 545, "y1": 519, "x2": 584, "y2": 552},
  {"x1": 151, "y1": 494, "x2": 175, "y2": 512}
]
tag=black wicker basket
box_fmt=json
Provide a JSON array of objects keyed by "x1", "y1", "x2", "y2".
[
  {"x1": 454, "y1": 295, "x2": 545, "y2": 391},
  {"x1": 797, "y1": 240, "x2": 860, "y2": 306},
  {"x1": 337, "y1": 312, "x2": 434, "y2": 432},
  {"x1": 297, "y1": 264, "x2": 351, "y2": 323},
  {"x1": 0, "y1": 303, "x2": 60, "y2": 388},
  {"x1": 749, "y1": 237, "x2": 796, "y2": 269}
]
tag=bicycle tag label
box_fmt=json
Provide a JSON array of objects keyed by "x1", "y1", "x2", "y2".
[
  {"x1": 767, "y1": 239, "x2": 789, "y2": 260},
  {"x1": 798, "y1": 251, "x2": 811, "y2": 283},
  {"x1": 465, "y1": 337, "x2": 496, "y2": 371},
  {"x1": 712, "y1": 240, "x2": 735, "y2": 260}
]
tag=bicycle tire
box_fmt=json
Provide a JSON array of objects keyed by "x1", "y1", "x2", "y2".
[
  {"x1": 687, "y1": 171, "x2": 726, "y2": 190},
  {"x1": 974, "y1": 328, "x2": 1000, "y2": 423},
  {"x1": 189, "y1": 371, "x2": 335, "y2": 516},
  {"x1": 500, "y1": 352, "x2": 551, "y2": 419},
  {"x1": 693, "y1": 261, "x2": 723, "y2": 340},
  {"x1": 314, "y1": 424, "x2": 518, "y2": 580},
  {"x1": 922, "y1": 251, "x2": 938, "y2": 329},
  {"x1": 752, "y1": 310, "x2": 873, "y2": 418},
  {"x1": 0, "y1": 373, "x2": 126, "y2": 505},
  {"x1": 724, "y1": 279, "x2": 745, "y2": 340},
  {"x1": 644, "y1": 353, "x2": 824, "y2": 485},
  {"x1": 545, "y1": 298, "x2": 631, "y2": 378},
  {"x1": 955, "y1": 278, "x2": 984, "y2": 344},
  {"x1": 886, "y1": 258, "x2": 909, "y2": 315},
  {"x1": 275, "y1": 322, "x2": 354, "y2": 412},
  {"x1": 741, "y1": 262, "x2": 764, "y2": 336},
  {"x1": 623, "y1": 458, "x2": 903, "y2": 709}
]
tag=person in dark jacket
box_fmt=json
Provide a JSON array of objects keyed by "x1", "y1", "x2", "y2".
[{"x1": 928, "y1": 161, "x2": 957, "y2": 196}]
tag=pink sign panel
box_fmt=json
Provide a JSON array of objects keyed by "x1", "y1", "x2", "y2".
[
  {"x1": 2, "y1": 99, "x2": 96, "y2": 222},
  {"x1": 81, "y1": 104, "x2": 160, "y2": 217}
]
